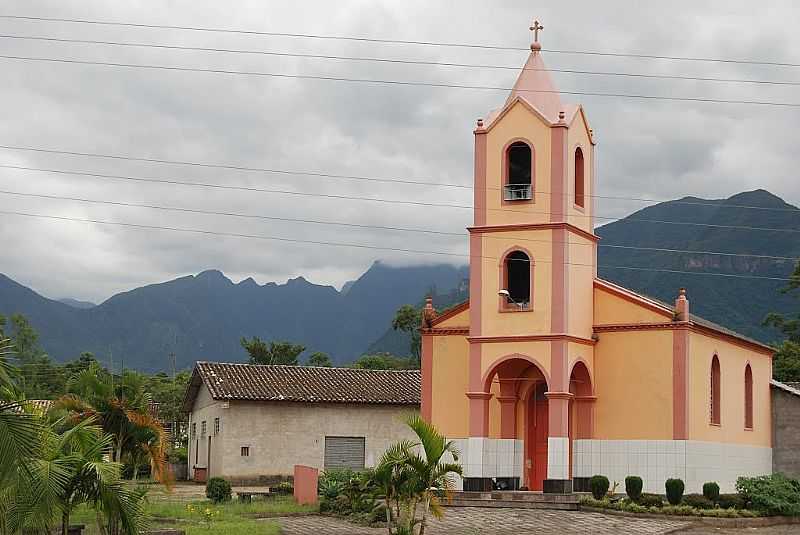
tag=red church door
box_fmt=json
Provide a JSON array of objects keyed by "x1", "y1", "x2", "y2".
[{"x1": 526, "y1": 383, "x2": 548, "y2": 491}]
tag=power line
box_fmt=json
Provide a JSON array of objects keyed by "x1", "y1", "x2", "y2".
[
  {"x1": 2, "y1": 145, "x2": 799, "y2": 215},
  {"x1": 3, "y1": 162, "x2": 799, "y2": 233},
  {"x1": 1, "y1": 14, "x2": 799, "y2": 68},
  {"x1": 0, "y1": 188, "x2": 796, "y2": 261},
  {"x1": 2, "y1": 54, "x2": 800, "y2": 109},
  {"x1": 2, "y1": 144, "x2": 799, "y2": 214},
  {"x1": 2, "y1": 33, "x2": 799, "y2": 87},
  {"x1": 0, "y1": 208, "x2": 792, "y2": 282}
]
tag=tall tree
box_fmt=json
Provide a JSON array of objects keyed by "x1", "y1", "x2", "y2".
[
  {"x1": 765, "y1": 262, "x2": 800, "y2": 381},
  {"x1": 240, "y1": 337, "x2": 305, "y2": 365},
  {"x1": 392, "y1": 305, "x2": 422, "y2": 362},
  {"x1": 353, "y1": 353, "x2": 415, "y2": 370},
  {"x1": 306, "y1": 351, "x2": 333, "y2": 367}
]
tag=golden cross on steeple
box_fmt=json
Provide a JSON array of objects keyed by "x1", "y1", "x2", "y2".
[{"x1": 530, "y1": 19, "x2": 544, "y2": 51}]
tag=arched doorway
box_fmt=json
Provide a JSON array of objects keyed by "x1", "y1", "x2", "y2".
[
  {"x1": 569, "y1": 361, "x2": 594, "y2": 478},
  {"x1": 482, "y1": 355, "x2": 549, "y2": 491},
  {"x1": 526, "y1": 382, "x2": 548, "y2": 491}
]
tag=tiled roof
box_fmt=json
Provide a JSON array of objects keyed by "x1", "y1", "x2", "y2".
[
  {"x1": 184, "y1": 361, "x2": 420, "y2": 411},
  {"x1": 772, "y1": 380, "x2": 800, "y2": 397},
  {"x1": 595, "y1": 278, "x2": 773, "y2": 352}
]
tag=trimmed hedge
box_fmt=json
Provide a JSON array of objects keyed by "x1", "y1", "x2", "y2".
[
  {"x1": 665, "y1": 478, "x2": 685, "y2": 506},
  {"x1": 638, "y1": 493, "x2": 664, "y2": 508},
  {"x1": 206, "y1": 477, "x2": 232, "y2": 503},
  {"x1": 703, "y1": 481, "x2": 720, "y2": 503},
  {"x1": 683, "y1": 493, "x2": 713, "y2": 510},
  {"x1": 590, "y1": 475, "x2": 610, "y2": 500},
  {"x1": 718, "y1": 493, "x2": 746, "y2": 510},
  {"x1": 625, "y1": 476, "x2": 643, "y2": 502}
]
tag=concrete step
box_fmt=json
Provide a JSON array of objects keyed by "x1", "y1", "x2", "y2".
[{"x1": 444, "y1": 491, "x2": 579, "y2": 510}]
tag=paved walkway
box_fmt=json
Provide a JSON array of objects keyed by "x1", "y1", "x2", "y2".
[{"x1": 276, "y1": 507, "x2": 691, "y2": 534}]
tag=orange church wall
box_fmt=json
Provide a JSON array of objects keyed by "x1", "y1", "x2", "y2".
[
  {"x1": 594, "y1": 286, "x2": 672, "y2": 325},
  {"x1": 429, "y1": 335, "x2": 470, "y2": 438},
  {"x1": 433, "y1": 306, "x2": 469, "y2": 328},
  {"x1": 478, "y1": 234, "x2": 553, "y2": 337},
  {"x1": 567, "y1": 236, "x2": 596, "y2": 339},
  {"x1": 566, "y1": 112, "x2": 594, "y2": 234},
  {"x1": 483, "y1": 101, "x2": 553, "y2": 227},
  {"x1": 687, "y1": 333, "x2": 771, "y2": 447},
  {"x1": 593, "y1": 330, "x2": 674, "y2": 439}
]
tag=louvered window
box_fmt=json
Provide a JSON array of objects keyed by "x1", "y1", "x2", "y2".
[{"x1": 324, "y1": 437, "x2": 366, "y2": 470}]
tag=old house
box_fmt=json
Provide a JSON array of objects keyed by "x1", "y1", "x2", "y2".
[{"x1": 183, "y1": 362, "x2": 419, "y2": 483}]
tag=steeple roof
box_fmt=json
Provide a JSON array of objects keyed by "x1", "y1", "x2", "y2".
[
  {"x1": 483, "y1": 24, "x2": 580, "y2": 128},
  {"x1": 505, "y1": 49, "x2": 564, "y2": 124}
]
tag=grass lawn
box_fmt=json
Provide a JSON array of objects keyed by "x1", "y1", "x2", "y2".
[{"x1": 70, "y1": 493, "x2": 318, "y2": 534}]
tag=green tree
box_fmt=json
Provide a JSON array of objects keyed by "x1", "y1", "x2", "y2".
[
  {"x1": 765, "y1": 262, "x2": 800, "y2": 381},
  {"x1": 306, "y1": 351, "x2": 333, "y2": 367},
  {"x1": 45, "y1": 417, "x2": 147, "y2": 535},
  {"x1": 57, "y1": 365, "x2": 170, "y2": 483},
  {"x1": 0, "y1": 338, "x2": 145, "y2": 535},
  {"x1": 374, "y1": 416, "x2": 462, "y2": 535},
  {"x1": 392, "y1": 305, "x2": 422, "y2": 362},
  {"x1": 353, "y1": 353, "x2": 415, "y2": 370},
  {"x1": 240, "y1": 337, "x2": 305, "y2": 365}
]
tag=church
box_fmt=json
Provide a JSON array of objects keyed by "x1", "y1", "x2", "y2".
[{"x1": 420, "y1": 23, "x2": 774, "y2": 495}]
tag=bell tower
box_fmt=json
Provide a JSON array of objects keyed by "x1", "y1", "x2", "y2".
[{"x1": 465, "y1": 21, "x2": 598, "y2": 492}]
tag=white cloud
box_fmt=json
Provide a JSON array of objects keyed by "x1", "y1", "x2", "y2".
[{"x1": 0, "y1": 0, "x2": 797, "y2": 302}]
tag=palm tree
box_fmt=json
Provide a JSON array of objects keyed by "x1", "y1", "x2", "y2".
[
  {"x1": 0, "y1": 337, "x2": 70, "y2": 535},
  {"x1": 374, "y1": 416, "x2": 462, "y2": 535},
  {"x1": 42, "y1": 416, "x2": 146, "y2": 535},
  {"x1": 403, "y1": 416, "x2": 462, "y2": 535},
  {"x1": 56, "y1": 365, "x2": 170, "y2": 484}
]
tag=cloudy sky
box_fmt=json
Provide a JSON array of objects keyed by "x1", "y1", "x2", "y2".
[{"x1": 1, "y1": 0, "x2": 798, "y2": 303}]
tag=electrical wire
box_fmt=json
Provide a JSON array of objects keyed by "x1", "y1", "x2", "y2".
[{"x1": 2, "y1": 54, "x2": 799, "y2": 108}]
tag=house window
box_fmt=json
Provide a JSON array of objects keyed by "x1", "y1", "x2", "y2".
[
  {"x1": 710, "y1": 355, "x2": 721, "y2": 425},
  {"x1": 745, "y1": 364, "x2": 754, "y2": 430},
  {"x1": 574, "y1": 147, "x2": 585, "y2": 208},
  {"x1": 502, "y1": 250, "x2": 531, "y2": 310},
  {"x1": 191, "y1": 423, "x2": 196, "y2": 438},
  {"x1": 241, "y1": 446, "x2": 250, "y2": 457},
  {"x1": 504, "y1": 141, "x2": 532, "y2": 201},
  {"x1": 324, "y1": 437, "x2": 366, "y2": 470},
  {"x1": 214, "y1": 417, "x2": 220, "y2": 436},
  {"x1": 201, "y1": 421, "x2": 207, "y2": 436}
]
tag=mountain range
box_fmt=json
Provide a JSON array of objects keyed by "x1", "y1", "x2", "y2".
[{"x1": 0, "y1": 189, "x2": 796, "y2": 371}]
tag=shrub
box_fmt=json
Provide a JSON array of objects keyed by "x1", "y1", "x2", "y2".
[
  {"x1": 275, "y1": 481, "x2": 294, "y2": 495},
  {"x1": 638, "y1": 493, "x2": 663, "y2": 508},
  {"x1": 590, "y1": 475, "x2": 610, "y2": 500},
  {"x1": 683, "y1": 493, "x2": 714, "y2": 509},
  {"x1": 718, "y1": 493, "x2": 746, "y2": 510},
  {"x1": 736, "y1": 474, "x2": 800, "y2": 516},
  {"x1": 625, "y1": 476, "x2": 643, "y2": 501},
  {"x1": 665, "y1": 478, "x2": 685, "y2": 505},
  {"x1": 702, "y1": 481, "x2": 720, "y2": 503},
  {"x1": 319, "y1": 468, "x2": 355, "y2": 499},
  {"x1": 205, "y1": 477, "x2": 232, "y2": 503}
]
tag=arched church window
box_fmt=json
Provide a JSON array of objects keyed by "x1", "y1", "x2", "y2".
[
  {"x1": 574, "y1": 147, "x2": 585, "y2": 208},
  {"x1": 504, "y1": 141, "x2": 532, "y2": 201},
  {"x1": 744, "y1": 364, "x2": 753, "y2": 429},
  {"x1": 503, "y1": 250, "x2": 531, "y2": 310},
  {"x1": 710, "y1": 355, "x2": 721, "y2": 425}
]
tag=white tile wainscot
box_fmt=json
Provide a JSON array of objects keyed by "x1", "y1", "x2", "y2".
[{"x1": 573, "y1": 440, "x2": 772, "y2": 493}]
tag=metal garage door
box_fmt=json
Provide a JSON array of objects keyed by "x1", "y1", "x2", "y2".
[{"x1": 324, "y1": 436, "x2": 366, "y2": 470}]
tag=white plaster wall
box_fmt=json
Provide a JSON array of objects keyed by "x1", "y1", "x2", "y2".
[
  {"x1": 573, "y1": 440, "x2": 772, "y2": 494},
  {"x1": 187, "y1": 384, "x2": 225, "y2": 478},
  {"x1": 200, "y1": 400, "x2": 418, "y2": 479}
]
